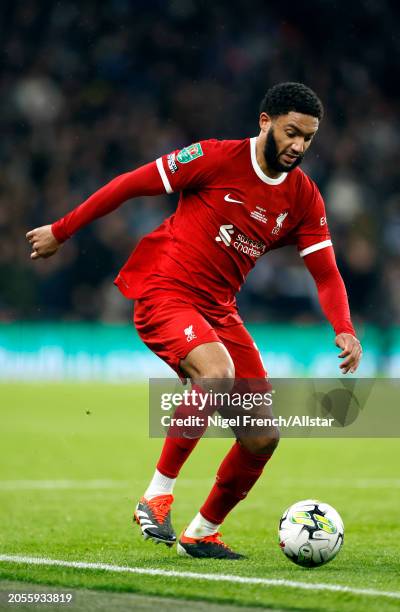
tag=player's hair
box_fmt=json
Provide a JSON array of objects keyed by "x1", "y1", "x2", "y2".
[{"x1": 259, "y1": 82, "x2": 323, "y2": 120}]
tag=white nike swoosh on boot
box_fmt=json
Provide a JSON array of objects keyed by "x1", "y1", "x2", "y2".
[{"x1": 224, "y1": 193, "x2": 244, "y2": 204}]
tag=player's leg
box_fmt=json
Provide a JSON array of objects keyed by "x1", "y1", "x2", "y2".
[
  {"x1": 139, "y1": 304, "x2": 236, "y2": 484},
  {"x1": 152, "y1": 340, "x2": 235, "y2": 489},
  {"x1": 137, "y1": 341, "x2": 235, "y2": 544},
  {"x1": 133, "y1": 296, "x2": 235, "y2": 546},
  {"x1": 179, "y1": 324, "x2": 278, "y2": 559},
  {"x1": 208, "y1": 328, "x2": 280, "y2": 503},
  {"x1": 139, "y1": 341, "x2": 236, "y2": 509}
]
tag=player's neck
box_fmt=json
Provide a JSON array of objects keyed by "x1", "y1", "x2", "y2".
[{"x1": 255, "y1": 135, "x2": 282, "y2": 179}]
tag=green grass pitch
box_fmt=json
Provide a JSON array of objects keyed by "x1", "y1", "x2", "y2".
[{"x1": 0, "y1": 383, "x2": 399, "y2": 611}]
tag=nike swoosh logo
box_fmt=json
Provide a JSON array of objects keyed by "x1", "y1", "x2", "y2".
[{"x1": 224, "y1": 193, "x2": 244, "y2": 204}]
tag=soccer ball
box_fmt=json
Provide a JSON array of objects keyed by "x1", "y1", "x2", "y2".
[{"x1": 278, "y1": 499, "x2": 344, "y2": 567}]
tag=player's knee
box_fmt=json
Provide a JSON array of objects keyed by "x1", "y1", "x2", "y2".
[
  {"x1": 201, "y1": 361, "x2": 235, "y2": 394},
  {"x1": 194, "y1": 356, "x2": 235, "y2": 394},
  {"x1": 240, "y1": 428, "x2": 280, "y2": 455},
  {"x1": 207, "y1": 363, "x2": 235, "y2": 381}
]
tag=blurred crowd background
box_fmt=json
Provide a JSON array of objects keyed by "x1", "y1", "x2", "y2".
[{"x1": 2, "y1": 0, "x2": 399, "y2": 330}]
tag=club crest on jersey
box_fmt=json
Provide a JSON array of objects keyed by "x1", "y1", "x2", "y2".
[
  {"x1": 184, "y1": 325, "x2": 197, "y2": 342},
  {"x1": 177, "y1": 143, "x2": 203, "y2": 164},
  {"x1": 272, "y1": 211, "x2": 288, "y2": 235}
]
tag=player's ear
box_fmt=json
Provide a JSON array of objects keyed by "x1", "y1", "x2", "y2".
[{"x1": 259, "y1": 112, "x2": 272, "y2": 132}]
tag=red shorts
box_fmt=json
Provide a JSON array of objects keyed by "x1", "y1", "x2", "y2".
[{"x1": 133, "y1": 292, "x2": 267, "y2": 379}]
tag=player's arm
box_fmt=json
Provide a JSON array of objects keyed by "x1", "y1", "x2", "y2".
[
  {"x1": 26, "y1": 141, "x2": 219, "y2": 260},
  {"x1": 303, "y1": 246, "x2": 362, "y2": 374},
  {"x1": 26, "y1": 161, "x2": 165, "y2": 259},
  {"x1": 294, "y1": 176, "x2": 362, "y2": 374}
]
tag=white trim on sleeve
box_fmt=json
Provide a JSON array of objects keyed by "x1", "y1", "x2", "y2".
[
  {"x1": 156, "y1": 157, "x2": 173, "y2": 194},
  {"x1": 299, "y1": 239, "x2": 333, "y2": 258}
]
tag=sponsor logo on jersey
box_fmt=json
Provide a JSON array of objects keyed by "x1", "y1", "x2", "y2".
[
  {"x1": 320, "y1": 216, "x2": 327, "y2": 226},
  {"x1": 184, "y1": 325, "x2": 197, "y2": 342},
  {"x1": 215, "y1": 225, "x2": 266, "y2": 259},
  {"x1": 167, "y1": 153, "x2": 178, "y2": 174},
  {"x1": 176, "y1": 143, "x2": 203, "y2": 163},
  {"x1": 272, "y1": 211, "x2": 288, "y2": 234},
  {"x1": 234, "y1": 233, "x2": 266, "y2": 258},
  {"x1": 250, "y1": 206, "x2": 268, "y2": 224},
  {"x1": 215, "y1": 224, "x2": 234, "y2": 246}
]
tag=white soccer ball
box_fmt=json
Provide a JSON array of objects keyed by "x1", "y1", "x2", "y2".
[{"x1": 278, "y1": 499, "x2": 344, "y2": 567}]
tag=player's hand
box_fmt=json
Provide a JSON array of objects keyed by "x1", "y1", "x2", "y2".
[
  {"x1": 26, "y1": 225, "x2": 61, "y2": 260},
  {"x1": 335, "y1": 333, "x2": 362, "y2": 374}
]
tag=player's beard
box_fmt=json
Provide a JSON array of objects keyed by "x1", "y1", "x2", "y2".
[{"x1": 263, "y1": 127, "x2": 304, "y2": 173}]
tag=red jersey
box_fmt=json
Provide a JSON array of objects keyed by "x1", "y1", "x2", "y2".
[{"x1": 115, "y1": 138, "x2": 331, "y2": 307}]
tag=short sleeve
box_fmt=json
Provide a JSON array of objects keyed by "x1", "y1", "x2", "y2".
[
  {"x1": 155, "y1": 140, "x2": 221, "y2": 193},
  {"x1": 294, "y1": 177, "x2": 332, "y2": 257}
]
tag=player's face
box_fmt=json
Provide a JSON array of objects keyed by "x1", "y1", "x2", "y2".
[{"x1": 262, "y1": 112, "x2": 319, "y2": 173}]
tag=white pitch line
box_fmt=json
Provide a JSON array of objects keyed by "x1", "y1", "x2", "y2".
[
  {"x1": 280, "y1": 478, "x2": 400, "y2": 489},
  {"x1": 0, "y1": 479, "x2": 212, "y2": 491},
  {"x1": 0, "y1": 480, "x2": 130, "y2": 490},
  {"x1": 0, "y1": 478, "x2": 399, "y2": 491},
  {"x1": 0, "y1": 555, "x2": 399, "y2": 600}
]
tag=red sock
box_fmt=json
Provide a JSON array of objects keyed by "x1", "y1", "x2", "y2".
[
  {"x1": 156, "y1": 384, "x2": 215, "y2": 479},
  {"x1": 156, "y1": 436, "x2": 200, "y2": 479},
  {"x1": 200, "y1": 441, "x2": 272, "y2": 524}
]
